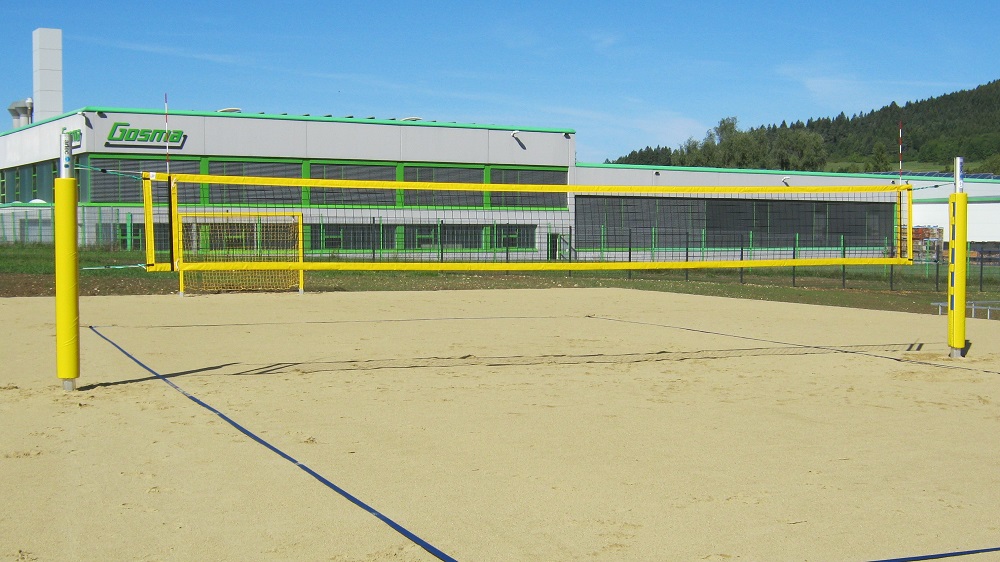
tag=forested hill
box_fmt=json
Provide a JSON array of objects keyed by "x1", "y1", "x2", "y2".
[{"x1": 609, "y1": 79, "x2": 1000, "y2": 174}]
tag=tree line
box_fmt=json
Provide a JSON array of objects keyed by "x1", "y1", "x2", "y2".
[{"x1": 611, "y1": 79, "x2": 1000, "y2": 175}]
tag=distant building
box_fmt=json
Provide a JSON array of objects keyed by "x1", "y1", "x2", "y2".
[{"x1": 2, "y1": 29, "x2": 999, "y2": 249}]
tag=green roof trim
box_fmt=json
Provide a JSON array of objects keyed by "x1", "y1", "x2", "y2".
[
  {"x1": 0, "y1": 110, "x2": 81, "y2": 137},
  {"x1": 575, "y1": 162, "x2": 1000, "y2": 184},
  {"x1": 0, "y1": 107, "x2": 574, "y2": 135}
]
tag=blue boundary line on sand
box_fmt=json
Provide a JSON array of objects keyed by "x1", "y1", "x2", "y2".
[
  {"x1": 88, "y1": 325, "x2": 458, "y2": 562},
  {"x1": 871, "y1": 546, "x2": 1000, "y2": 561}
]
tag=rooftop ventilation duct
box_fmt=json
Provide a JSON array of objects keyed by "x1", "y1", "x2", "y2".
[{"x1": 7, "y1": 98, "x2": 33, "y2": 128}]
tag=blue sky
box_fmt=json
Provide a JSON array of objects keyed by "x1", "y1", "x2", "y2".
[{"x1": 2, "y1": 1, "x2": 998, "y2": 162}]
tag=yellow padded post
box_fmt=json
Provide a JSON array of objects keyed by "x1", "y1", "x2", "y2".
[
  {"x1": 55, "y1": 177, "x2": 80, "y2": 389},
  {"x1": 947, "y1": 192, "x2": 968, "y2": 356}
]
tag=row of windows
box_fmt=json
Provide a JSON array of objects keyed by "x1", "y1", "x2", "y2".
[
  {"x1": 309, "y1": 223, "x2": 536, "y2": 251},
  {"x1": 0, "y1": 162, "x2": 59, "y2": 204},
  {"x1": 111, "y1": 222, "x2": 538, "y2": 253},
  {"x1": 88, "y1": 158, "x2": 200, "y2": 204},
  {"x1": 83, "y1": 157, "x2": 568, "y2": 208},
  {"x1": 574, "y1": 196, "x2": 896, "y2": 249}
]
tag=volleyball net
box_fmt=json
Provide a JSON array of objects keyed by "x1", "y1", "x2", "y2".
[{"x1": 141, "y1": 173, "x2": 912, "y2": 285}]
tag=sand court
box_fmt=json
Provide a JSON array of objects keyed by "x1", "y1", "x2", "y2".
[{"x1": 2, "y1": 288, "x2": 999, "y2": 560}]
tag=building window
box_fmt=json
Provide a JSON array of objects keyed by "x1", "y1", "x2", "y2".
[
  {"x1": 493, "y1": 224, "x2": 536, "y2": 249},
  {"x1": 402, "y1": 166, "x2": 484, "y2": 207},
  {"x1": 308, "y1": 223, "x2": 396, "y2": 251},
  {"x1": 309, "y1": 164, "x2": 396, "y2": 206},
  {"x1": 574, "y1": 195, "x2": 896, "y2": 250},
  {"x1": 490, "y1": 168, "x2": 568, "y2": 208},
  {"x1": 89, "y1": 158, "x2": 200, "y2": 203},
  {"x1": 207, "y1": 161, "x2": 303, "y2": 205}
]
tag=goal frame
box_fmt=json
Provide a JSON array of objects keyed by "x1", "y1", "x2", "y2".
[{"x1": 174, "y1": 210, "x2": 305, "y2": 294}]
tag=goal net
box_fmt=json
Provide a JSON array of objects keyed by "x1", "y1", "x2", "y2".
[
  {"x1": 141, "y1": 173, "x2": 912, "y2": 285},
  {"x1": 176, "y1": 212, "x2": 304, "y2": 294}
]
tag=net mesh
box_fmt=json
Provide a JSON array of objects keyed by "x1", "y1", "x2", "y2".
[
  {"x1": 142, "y1": 173, "x2": 912, "y2": 276},
  {"x1": 176, "y1": 212, "x2": 302, "y2": 293}
]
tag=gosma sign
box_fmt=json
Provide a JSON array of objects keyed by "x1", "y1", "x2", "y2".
[{"x1": 104, "y1": 122, "x2": 187, "y2": 149}]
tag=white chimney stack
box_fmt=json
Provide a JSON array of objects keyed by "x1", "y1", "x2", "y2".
[{"x1": 32, "y1": 28, "x2": 63, "y2": 121}]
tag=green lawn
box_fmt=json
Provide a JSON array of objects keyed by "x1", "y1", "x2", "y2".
[{"x1": 3, "y1": 244, "x2": 998, "y2": 316}]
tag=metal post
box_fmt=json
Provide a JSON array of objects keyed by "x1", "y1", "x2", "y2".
[
  {"x1": 792, "y1": 233, "x2": 798, "y2": 287},
  {"x1": 568, "y1": 227, "x2": 572, "y2": 263},
  {"x1": 627, "y1": 228, "x2": 632, "y2": 280},
  {"x1": 890, "y1": 265, "x2": 895, "y2": 291},
  {"x1": 506, "y1": 226, "x2": 511, "y2": 263},
  {"x1": 55, "y1": 132, "x2": 79, "y2": 391},
  {"x1": 600, "y1": 224, "x2": 605, "y2": 262},
  {"x1": 167, "y1": 175, "x2": 175, "y2": 271},
  {"x1": 739, "y1": 236, "x2": 744, "y2": 285},
  {"x1": 567, "y1": 226, "x2": 573, "y2": 278},
  {"x1": 948, "y1": 156, "x2": 968, "y2": 358},
  {"x1": 979, "y1": 242, "x2": 985, "y2": 292},
  {"x1": 685, "y1": 231, "x2": 690, "y2": 282},
  {"x1": 841, "y1": 234, "x2": 846, "y2": 289},
  {"x1": 935, "y1": 250, "x2": 940, "y2": 292},
  {"x1": 126, "y1": 212, "x2": 134, "y2": 252}
]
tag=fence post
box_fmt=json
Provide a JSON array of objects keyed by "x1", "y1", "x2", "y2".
[
  {"x1": 568, "y1": 226, "x2": 573, "y2": 278},
  {"x1": 792, "y1": 233, "x2": 798, "y2": 287},
  {"x1": 126, "y1": 212, "x2": 134, "y2": 251},
  {"x1": 979, "y1": 242, "x2": 985, "y2": 292},
  {"x1": 935, "y1": 250, "x2": 941, "y2": 292},
  {"x1": 685, "y1": 231, "x2": 690, "y2": 282},
  {"x1": 506, "y1": 226, "x2": 510, "y2": 263},
  {"x1": 739, "y1": 235, "x2": 744, "y2": 284},
  {"x1": 600, "y1": 224, "x2": 606, "y2": 262},
  {"x1": 627, "y1": 228, "x2": 632, "y2": 280},
  {"x1": 841, "y1": 234, "x2": 846, "y2": 289}
]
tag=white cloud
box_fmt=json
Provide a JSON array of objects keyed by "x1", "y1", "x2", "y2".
[
  {"x1": 588, "y1": 32, "x2": 620, "y2": 53},
  {"x1": 538, "y1": 104, "x2": 706, "y2": 162},
  {"x1": 76, "y1": 35, "x2": 251, "y2": 66},
  {"x1": 775, "y1": 54, "x2": 965, "y2": 114}
]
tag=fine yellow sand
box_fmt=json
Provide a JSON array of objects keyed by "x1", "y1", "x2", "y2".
[{"x1": 2, "y1": 288, "x2": 999, "y2": 561}]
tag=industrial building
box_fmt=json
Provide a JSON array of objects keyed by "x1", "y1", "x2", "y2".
[{"x1": 2, "y1": 28, "x2": 998, "y2": 255}]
